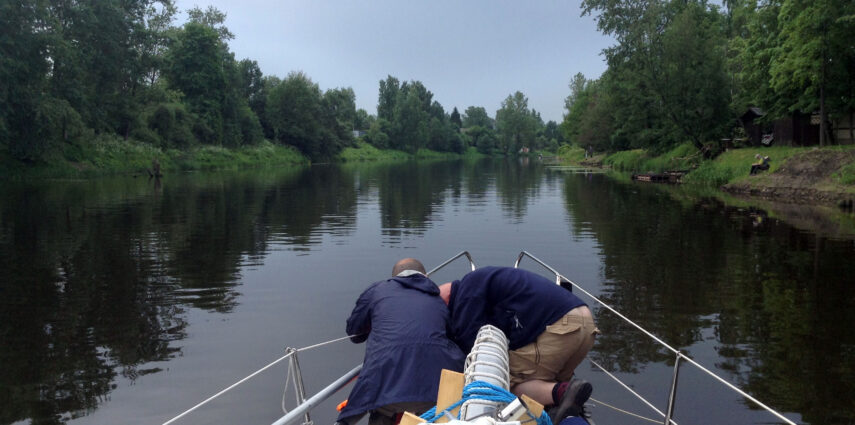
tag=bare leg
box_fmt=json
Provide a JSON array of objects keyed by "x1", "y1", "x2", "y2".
[{"x1": 511, "y1": 379, "x2": 556, "y2": 406}]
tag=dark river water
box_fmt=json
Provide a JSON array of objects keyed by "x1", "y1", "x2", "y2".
[{"x1": 2, "y1": 158, "x2": 854, "y2": 425}]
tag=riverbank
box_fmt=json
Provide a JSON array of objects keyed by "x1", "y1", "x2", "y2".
[
  {"x1": 560, "y1": 144, "x2": 855, "y2": 206},
  {"x1": 1, "y1": 138, "x2": 488, "y2": 180},
  {"x1": 339, "y1": 141, "x2": 484, "y2": 161},
  {"x1": 1, "y1": 135, "x2": 309, "y2": 180}
]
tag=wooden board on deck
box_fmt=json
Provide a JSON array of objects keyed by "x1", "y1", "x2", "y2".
[
  {"x1": 399, "y1": 412, "x2": 423, "y2": 425},
  {"x1": 435, "y1": 369, "x2": 464, "y2": 423},
  {"x1": 520, "y1": 394, "x2": 544, "y2": 424}
]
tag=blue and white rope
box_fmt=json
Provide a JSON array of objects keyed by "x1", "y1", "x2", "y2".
[{"x1": 419, "y1": 381, "x2": 552, "y2": 425}]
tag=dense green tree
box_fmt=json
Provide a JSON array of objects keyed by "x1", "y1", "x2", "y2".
[
  {"x1": 267, "y1": 72, "x2": 345, "y2": 160},
  {"x1": 186, "y1": 5, "x2": 234, "y2": 41},
  {"x1": 392, "y1": 86, "x2": 430, "y2": 152},
  {"x1": 561, "y1": 73, "x2": 589, "y2": 145},
  {"x1": 462, "y1": 106, "x2": 494, "y2": 129},
  {"x1": 162, "y1": 14, "x2": 261, "y2": 148},
  {"x1": 163, "y1": 22, "x2": 226, "y2": 144},
  {"x1": 364, "y1": 118, "x2": 392, "y2": 149},
  {"x1": 1, "y1": 1, "x2": 51, "y2": 160},
  {"x1": 580, "y1": 0, "x2": 731, "y2": 152},
  {"x1": 659, "y1": 3, "x2": 730, "y2": 151},
  {"x1": 770, "y1": 0, "x2": 855, "y2": 145},
  {"x1": 322, "y1": 87, "x2": 356, "y2": 147},
  {"x1": 450, "y1": 107, "x2": 462, "y2": 129},
  {"x1": 495, "y1": 91, "x2": 537, "y2": 154},
  {"x1": 543, "y1": 120, "x2": 563, "y2": 150},
  {"x1": 377, "y1": 75, "x2": 401, "y2": 122},
  {"x1": 324, "y1": 87, "x2": 357, "y2": 134},
  {"x1": 730, "y1": 0, "x2": 782, "y2": 115},
  {"x1": 354, "y1": 108, "x2": 372, "y2": 131},
  {"x1": 466, "y1": 126, "x2": 499, "y2": 154}
]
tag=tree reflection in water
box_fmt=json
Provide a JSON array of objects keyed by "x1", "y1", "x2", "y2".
[
  {"x1": 1, "y1": 162, "x2": 853, "y2": 424},
  {"x1": 561, "y1": 172, "x2": 855, "y2": 424}
]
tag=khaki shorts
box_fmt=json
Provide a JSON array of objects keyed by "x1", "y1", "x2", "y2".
[{"x1": 508, "y1": 308, "x2": 599, "y2": 386}]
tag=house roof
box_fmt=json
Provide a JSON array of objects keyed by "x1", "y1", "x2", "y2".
[{"x1": 741, "y1": 107, "x2": 766, "y2": 120}]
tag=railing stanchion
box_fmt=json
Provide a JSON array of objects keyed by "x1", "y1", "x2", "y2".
[
  {"x1": 664, "y1": 352, "x2": 683, "y2": 425},
  {"x1": 287, "y1": 348, "x2": 311, "y2": 425}
]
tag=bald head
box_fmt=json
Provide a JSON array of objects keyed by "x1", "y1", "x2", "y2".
[{"x1": 392, "y1": 258, "x2": 426, "y2": 276}]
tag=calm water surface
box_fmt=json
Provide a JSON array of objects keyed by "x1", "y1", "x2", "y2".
[{"x1": 1, "y1": 159, "x2": 853, "y2": 425}]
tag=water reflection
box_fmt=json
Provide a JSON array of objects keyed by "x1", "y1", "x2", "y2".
[
  {"x1": 560, "y1": 173, "x2": 855, "y2": 424},
  {"x1": 1, "y1": 161, "x2": 853, "y2": 424}
]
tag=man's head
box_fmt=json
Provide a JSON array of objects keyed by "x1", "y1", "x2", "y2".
[
  {"x1": 392, "y1": 258, "x2": 426, "y2": 276},
  {"x1": 438, "y1": 283, "x2": 451, "y2": 305}
]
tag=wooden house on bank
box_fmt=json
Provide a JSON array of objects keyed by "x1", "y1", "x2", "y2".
[{"x1": 739, "y1": 107, "x2": 855, "y2": 147}]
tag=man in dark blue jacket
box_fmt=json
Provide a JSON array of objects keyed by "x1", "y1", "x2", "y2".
[
  {"x1": 439, "y1": 266, "x2": 598, "y2": 422},
  {"x1": 338, "y1": 258, "x2": 465, "y2": 425}
]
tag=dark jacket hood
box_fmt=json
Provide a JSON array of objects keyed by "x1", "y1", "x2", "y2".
[{"x1": 390, "y1": 274, "x2": 440, "y2": 296}]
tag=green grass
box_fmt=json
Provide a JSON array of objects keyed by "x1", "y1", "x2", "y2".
[
  {"x1": 339, "y1": 141, "x2": 411, "y2": 161},
  {"x1": 1, "y1": 136, "x2": 308, "y2": 180},
  {"x1": 339, "y1": 141, "x2": 472, "y2": 161},
  {"x1": 602, "y1": 143, "x2": 703, "y2": 173},
  {"x1": 834, "y1": 162, "x2": 855, "y2": 185},
  {"x1": 682, "y1": 146, "x2": 807, "y2": 186},
  {"x1": 556, "y1": 144, "x2": 586, "y2": 163},
  {"x1": 415, "y1": 148, "x2": 462, "y2": 159}
]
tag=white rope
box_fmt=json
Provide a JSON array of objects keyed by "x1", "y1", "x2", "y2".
[
  {"x1": 281, "y1": 356, "x2": 295, "y2": 414},
  {"x1": 162, "y1": 334, "x2": 359, "y2": 425}
]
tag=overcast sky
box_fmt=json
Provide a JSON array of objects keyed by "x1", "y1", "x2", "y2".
[{"x1": 174, "y1": 1, "x2": 613, "y2": 123}]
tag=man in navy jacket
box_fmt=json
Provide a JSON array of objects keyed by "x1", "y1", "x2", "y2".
[
  {"x1": 338, "y1": 259, "x2": 465, "y2": 425},
  {"x1": 439, "y1": 266, "x2": 598, "y2": 421}
]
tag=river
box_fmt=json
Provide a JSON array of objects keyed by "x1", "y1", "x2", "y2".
[{"x1": 1, "y1": 158, "x2": 853, "y2": 425}]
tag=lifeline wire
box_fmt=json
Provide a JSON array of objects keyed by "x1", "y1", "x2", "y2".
[
  {"x1": 162, "y1": 334, "x2": 359, "y2": 425},
  {"x1": 588, "y1": 397, "x2": 662, "y2": 424}
]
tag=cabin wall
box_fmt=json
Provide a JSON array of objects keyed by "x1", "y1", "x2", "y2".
[
  {"x1": 772, "y1": 113, "x2": 820, "y2": 146},
  {"x1": 833, "y1": 112, "x2": 855, "y2": 145}
]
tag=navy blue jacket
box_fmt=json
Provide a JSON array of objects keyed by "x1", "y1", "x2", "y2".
[
  {"x1": 339, "y1": 274, "x2": 465, "y2": 421},
  {"x1": 447, "y1": 267, "x2": 586, "y2": 353}
]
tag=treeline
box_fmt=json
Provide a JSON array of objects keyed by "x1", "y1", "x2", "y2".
[
  {"x1": 362, "y1": 77, "x2": 564, "y2": 155},
  {"x1": 1, "y1": 1, "x2": 568, "y2": 167},
  {"x1": 0, "y1": 1, "x2": 358, "y2": 162},
  {"x1": 563, "y1": 0, "x2": 855, "y2": 154}
]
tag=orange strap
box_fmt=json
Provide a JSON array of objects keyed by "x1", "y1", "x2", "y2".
[{"x1": 336, "y1": 399, "x2": 348, "y2": 412}]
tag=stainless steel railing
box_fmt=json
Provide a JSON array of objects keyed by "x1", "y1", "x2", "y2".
[
  {"x1": 268, "y1": 250, "x2": 797, "y2": 425},
  {"x1": 513, "y1": 250, "x2": 797, "y2": 425}
]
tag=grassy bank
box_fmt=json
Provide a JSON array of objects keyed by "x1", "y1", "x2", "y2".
[
  {"x1": 1, "y1": 136, "x2": 308, "y2": 179},
  {"x1": 557, "y1": 142, "x2": 855, "y2": 203},
  {"x1": 340, "y1": 142, "x2": 484, "y2": 162}
]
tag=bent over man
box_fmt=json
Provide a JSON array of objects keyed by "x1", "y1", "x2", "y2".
[
  {"x1": 337, "y1": 259, "x2": 465, "y2": 425},
  {"x1": 438, "y1": 266, "x2": 598, "y2": 422}
]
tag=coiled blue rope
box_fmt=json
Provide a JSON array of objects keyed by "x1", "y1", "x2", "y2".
[{"x1": 419, "y1": 380, "x2": 552, "y2": 425}]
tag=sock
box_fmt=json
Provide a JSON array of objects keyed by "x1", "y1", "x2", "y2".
[{"x1": 552, "y1": 381, "x2": 569, "y2": 405}]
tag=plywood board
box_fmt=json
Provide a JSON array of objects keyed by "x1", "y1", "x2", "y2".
[
  {"x1": 435, "y1": 369, "x2": 464, "y2": 423},
  {"x1": 520, "y1": 394, "x2": 544, "y2": 424}
]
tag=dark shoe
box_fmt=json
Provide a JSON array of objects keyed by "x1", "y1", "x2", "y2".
[{"x1": 548, "y1": 379, "x2": 592, "y2": 424}]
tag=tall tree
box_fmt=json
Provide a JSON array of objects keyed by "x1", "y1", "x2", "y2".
[
  {"x1": 164, "y1": 22, "x2": 226, "y2": 144},
  {"x1": 377, "y1": 75, "x2": 400, "y2": 122},
  {"x1": 770, "y1": 0, "x2": 855, "y2": 145},
  {"x1": 582, "y1": 0, "x2": 729, "y2": 152},
  {"x1": 267, "y1": 72, "x2": 344, "y2": 160},
  {"x1": 462, "y1": 106, "x2": 493, "y2": 128},
  {"x1": 186, "y1": 5, "x2": 234, "y2": 41},
  {"x1": 495, "y1": 91, "x2": 537, "y2": 154},
  {"x1": 659, "y1": 3, "x2": 729, "y2": 150},
  {"x1": 450, "y1": 107, "x2": 462, "y2": 129},
  {"x1": 1, "y1": 0, "x2": 52, "y2": 160}
]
